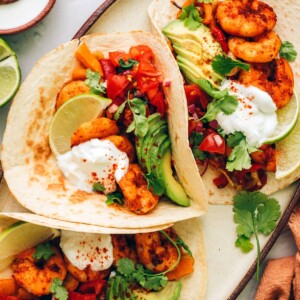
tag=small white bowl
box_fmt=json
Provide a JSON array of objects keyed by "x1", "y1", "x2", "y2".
[{"x1": 0, "y1": 0, "x2": 56, "y2": 35}]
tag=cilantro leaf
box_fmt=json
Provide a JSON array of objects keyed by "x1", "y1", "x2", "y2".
[
  {"x1": 105, "y1": 192, "x2": 124, "y2": 205},
  {"x1": 113, "y1": 101, "x2": 127, "y2": 121},
  {"x1": 85, "y1": 69, "x2": 106, "y2": 95},
  {"x1": 226, "y1": 131, "x2": 245, "y2": 147},
  {"x1": 176, "y1": 236, "x2": 193, "y2": 256},
  {"x1": 180, "y1": 2, "x2": 202, "y2": 30},
  {"x1": 279, "y1": 41, "x2": 297, "y2": 62},
  {"x1": 92, "y1": 182, "x2": 105, "y2": 193},
  {"x1": 233, "y1": 191, "x2": 281, "y2": 281},
  {"x1": 189, "y1": 131, "x2": 207, "y2": 161},
  {"x1": 50, "y1": 278, "x2": 68, "y2": 300},
  {"x1": 116, "y1": 258, "x2": 136, "y2": 277},
  {"x1": 143, "y1": 274, "x2": 168, "y2": 291},
  {"x1": 212, "y1": 55, "x2": 250, "y2": 76},
  {"x1": 33, "y1": 243, "x2": 54, "y2": 261},
  {"x1": 144, "y1": 173, "x2": 165, "y2": 196},
  {"x1": 226, "y1": 138, "x2": 258, "y2": 171}
]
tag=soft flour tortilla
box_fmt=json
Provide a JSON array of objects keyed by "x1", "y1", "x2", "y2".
[
  {"x1": 1, "y1": 31, "x2": 207, "y2": 228},
  {"x1": 0, "y1": 216, "x2": 207, "y2": 300},
  {"x1": 149, "y1": 0, "x2": 300, "y2": 204}
]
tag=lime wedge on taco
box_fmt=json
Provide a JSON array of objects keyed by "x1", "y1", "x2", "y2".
[{"x1": 49, "y1": 93, "x2": 112, "y2": 156}]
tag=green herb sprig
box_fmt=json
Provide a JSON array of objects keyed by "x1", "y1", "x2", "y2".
[
  {"x1": 179, "y1": 1, "x2": 202, "y2": 30},
  {"x1": 114, "y1": 96, "x2": 149, "y2": 138},
  {"x1": 107, "y1": 230, "x2": 182, "y2": 299},
  {"x1": 233, "y1": 191, "x2": 281, "y2": 281},
  {"x1": 144, "y1": 172, "x2": 166, "y2": 196},
  {"x1": 92, "y1": 182, "x2": 106, "y2": 193},
  {"x1": 85, "y1": 69, "x2": 106, "y2": 95},
  {"x1": 50, "y1": 278, "x2": 68, "y2": 300},
  {"x1": 212, "y1": 55, "x2": 250, "y2": 76},
  {"x1": 194, "y1": 78, "x2": 238, "y2": 122},
  {"x1": 279, "y1": 41, "x2": 297, "y2": 62},
  {"x1": 105, "y1": 192, "x2": 124, "y2": 205},
  {"x1": 33, "y1": 243, "x2": 54, "y2": 261}
]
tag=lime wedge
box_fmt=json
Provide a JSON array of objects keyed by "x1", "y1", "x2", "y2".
[
  {"x1": 265, "y1": 92, "x2": 299, "y2": 144},
  {"x1": 276, "y1": 96, "x2": 300, "y2": 179},
  {"x1": 0, "y1": 38, "x2": 14, "y2": 61},
  {"x1": 0, "y1": 55, "x2": 21, "y2": 107},
  {"x1": 49, "y1": 93, "x2": 112, "y2": 156},
  {"x1": 0, "y1": 221, "x2": 60, "y2": 260}
]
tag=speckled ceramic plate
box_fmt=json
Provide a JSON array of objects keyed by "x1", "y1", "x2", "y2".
[{"x1": 0, "y1": 0, "x2": 56, "y2": 35}]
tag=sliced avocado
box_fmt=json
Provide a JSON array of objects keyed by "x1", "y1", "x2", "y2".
[
  {"x1": 153, "y1": 141, "x2": 190, "y2": 207},
  {"x1": 136, "y1": 113, "x2": 161, "y2": 163},
  {"x1": 165, "y1": 35, "x2": 203, "y2": 56},
  {"x1": 173, "y1": 44, "x2": 202, "y2": 65},
  {"x1": 139, "y1": 119, "x2": 167, "y2": 170},
  {"x1": 130, "y1": 281, "x2": 182, "y2": 300}
]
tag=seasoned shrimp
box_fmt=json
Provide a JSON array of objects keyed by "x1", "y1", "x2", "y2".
[
  {"x1": 71, "y1": 117, "x2": 119, "y2": 147},
  {"x1": 111, "y1": 234, "x2": 138, "y2": 266},
  {"x1": 228, "y1": 31, "x2": 281, "y2": 63},
  {"x1": 239, "y1": 58, "x2": 294, "y2": 109},
  {"x1": 134, "y1": 228, "x2": 179, "y2": 273},
  {"x1": 216, "y1": 0, "x2": 277, "y2": 37},
  {"x1": 103, "y1": 135, "x2": 135, "y2": 163},
  {"x1": 64, "y1": 256, "x2": 110, "y2": 282},
  {"x1": 55, "y1": 80, "x2": 90, "y2": 110},
  {"x1": 11, "y1": 246, "x2": 67, "y2": 296},
  {"x1": 118, "y1": 164, "x2": 159, "y2": 215}
]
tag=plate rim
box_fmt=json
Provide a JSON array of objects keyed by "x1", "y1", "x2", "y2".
[{"x1": 0, "y1": 0, "x2": 56, "y2": 35}]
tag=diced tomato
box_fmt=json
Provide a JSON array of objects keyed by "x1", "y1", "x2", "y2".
[
  {"x1": 68, "y1": 291, "x2": 96, "y2": 300},
  {"x1": 100, "y1": 59, "x2": 116, "y2": 79},
  {"x1": 138, "y1": 60, "x2": 161, "y2": 76},
  {"x1": 137, "y1": 75, "x2": 160, "y2": 93},
  {"x1": 199, "y1": 133, "x2": 225, "y2": 154},
  {"x1": 148, "y1": 91, "x2": 167, "y2": 117},
  {"x1": 235, "y1": 164, "x2": 262, "y2": 181},
  {"x1": 78, "y1": 280, "x2": 106, "y2": 296},
  {"x1": 129, "y1": 45, "x2": 154, "y2": 62},
  {"x1": 184, "y1": 84, "x2": 209, "y2": 110},
  {"x1": 213, "y1": 173, "x2": 228, "y2": 189},
  {"x1": 108, "y1": 51, "x2": 131, "y2": 67},
  {"x1": 106, "y1": 75, "x2": 129, "y2": 100}
]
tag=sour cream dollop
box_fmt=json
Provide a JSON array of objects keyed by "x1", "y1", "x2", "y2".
[
  {"x1": 60, "y1": 230, "x2": 113, "y2": 271},
  {"x1": 215, "y1": 80, "x2": 278, "y2": 147},
  {"x1": 57, "y1": 139, "x2": 129, "y2": 193}
]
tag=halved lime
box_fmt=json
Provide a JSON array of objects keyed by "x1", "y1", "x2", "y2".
[
  {"x1": 0, "y1": 221, "x2": 60, "y2": 260},
  {"x1": 0, "y1": 38, "x2": 14, "y2": 61},
  {"x1": 264, "y1": 92, "x2": 299, "y2": 144},
  {"x1": 49, "y1": 93, "x2": 112, "y2": 156},
  {"x1": 0, "y1": 55, "x2": 21, "y2": 107},
  {"x1": 276, "y1": 95, "x2": 300, "y2": 179}
]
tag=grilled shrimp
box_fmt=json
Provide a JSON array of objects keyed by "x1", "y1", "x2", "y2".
[
  {"x1": 216, "y1": 0, "x2": 277, "y2": 37},
  {"x1": 118, "y1": 164, "x2": 159, "y2": 215},
  {"x1": 103, "y1": 135, "x2": 135, "y2": 163},
  {"x1": 239, "y1": 58, "x2": 294, "y2": 109},
  {"x1": 71, "y1": 117, "x2": 119, "y2": 147},
  {"x1": 11, "y1": 246, "x2": 67, "y2": 296},
  {"x1": 55, "y1": 80, "x2": 90, "y2": 110},
  {"x1": 228, "y1": 31, "x2": 281, "y2": 63},
  {"x1": 134, "y1": 228, "x2": 179, "y2": 273},
  {"x1": 111, "y1": 234, "x2": 138, "y2": 266},
  {"x1": 64, "y1": 256, "x2": 110, "y2": 282}
]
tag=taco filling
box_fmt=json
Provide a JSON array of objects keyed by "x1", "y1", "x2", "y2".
[
  {"x1": 155, "y1": 0, "x2": 297, "y2": 192},
  {"x1": 0, "y1": 224, "x2": 196, "y2": 300},
  {"x1": 51, "y1": 43, "x2": 190, "y2": 214}
]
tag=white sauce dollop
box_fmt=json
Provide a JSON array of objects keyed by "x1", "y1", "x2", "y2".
[
  {"x1": 215, "y1": 80, "x2": 278, "y2": 147},
  {"x1": 57, "y1": 139, "x2": 129, "y2": 193},
  {"x1": 60, "y1": 230, "x2": 113, "y2": 272}
]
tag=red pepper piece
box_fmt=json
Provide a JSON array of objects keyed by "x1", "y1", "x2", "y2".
[
  {"x1": 210, "y1": 24, "x2": 229, "y2": 53},
  {"x1": 78, "y1": 280, "x2": 106, "y2": 295},
  {"x1": 68, "y1": 291, "x2": 96, "y2": 300}
]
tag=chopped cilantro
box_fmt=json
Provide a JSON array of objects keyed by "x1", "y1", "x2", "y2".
[
  {"x1": 85, "y1": 69, "x2": 106, "y2": 95},
  {"x1": 179, "y1": 1, "x2": 202, "y2": 30},
  {"x1": 212, "y1": 55, "x2": 250, "y2": 76},
  {"x1": 144, "y1": 172, "x2": 165, "y2": 196},
  {"x1": 50, "y1": 278, "x2": 68, "y2": 300},
  {"x1": 105, "y1": 192, "x2": 124, "y2": 205},
  {"x1": 279, "y1": 41, "x2": 297, "y2": 62},
  {"x1": 176, "y1": 236, "x2": 193, "y2": 256},
  {"x1": 92, "y1": 182, "x2": 106, "y2": 193},
  {"x1": 33, "y1": 243, "x2": 54, "y2": 261},
  {"x1": 189, "y1": 131, "x2": 207, "y2": 161},
  {"x1": 233, "y1": 191, "x2": 281, "y2": 281}
]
